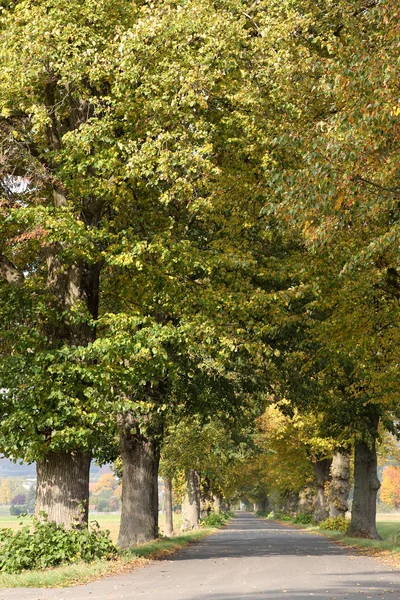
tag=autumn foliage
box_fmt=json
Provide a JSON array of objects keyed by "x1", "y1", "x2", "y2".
[{"x1": 380, "y1": 467, "x2": 400, "y2": 509}]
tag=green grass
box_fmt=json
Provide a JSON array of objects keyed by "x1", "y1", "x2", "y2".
[
  {"x1": 272, "y1": 514, "x2": 400, "y2": 563},
  {"x1": 317, "y1": 520, "x2": 400, "y2": 553},
  {"x1": 0, "y1": 527, "x2": 214, "y2": 588}
]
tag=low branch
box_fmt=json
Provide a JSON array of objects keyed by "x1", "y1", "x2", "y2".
[
  {"x1": 354, "y1": 176, "x2": 400, "y2": 196},
  {"x1": 0, "y1": 255, "x2": 25, "y2": 286}
]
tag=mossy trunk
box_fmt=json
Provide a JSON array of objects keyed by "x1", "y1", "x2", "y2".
[
  {"x1": 213, "y1": 493, "x2": 223, "y2": 514},
  {"x1": 347, "y1": 416, "x2": 381, "y2": 539},
  {"x1": 181, "y1": 469, "x2": 201, "y2": 530},
  {"x1": 298, "y1": 485, "x2": 315, "y2": 515},
  {"x1": 35, "y1": 451, "x2": 91, "y2": 528},
  {"x1": 118, "y1": 419, "x2": 160, "y2": 548},
  {"x1": 254, "y1": 498, "x2": 270, "y2": 514},
  {"x1": 164, "y1": 476, "x2": 174, "y2": 537},
  {"x1": 282, "y1": 490, "x2": 299, "y2": 515},
  {"x1": 313, "y1": 458, "x2": 332, "y2": 523},
  {"x1": 328, "y1": 450, "x2": 350, "y2": 518}
]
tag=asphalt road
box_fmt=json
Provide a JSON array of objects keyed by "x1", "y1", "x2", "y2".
[{"x1": 1, "y1": 512, "x2": 399, "y2": 600}]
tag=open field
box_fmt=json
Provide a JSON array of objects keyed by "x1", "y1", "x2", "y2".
[
  {"x1": 0, "y1": 512, "x2": 184, "y2": 543},
  {"x1": 376, "y1": 512, "x2": 400, "y2": 521}
]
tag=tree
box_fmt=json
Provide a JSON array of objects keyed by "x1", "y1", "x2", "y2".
[
  {"x1": 0, "y1": 479, "x2": 12, "y2": 504},
  {"x1": 92, "y1": 473, "x2": 118, "y2": 495},
  {"x1": 11, "y1": 493, "x2": 26, "y2": 505},
  {"x1": 380, "y1": 467, "x2": 400, "y2": 509},
  {"x1": 0, "y1": 0, "x2": 137, "y2": 528},
  {"x1": 249, "y1": 0, "x2": 400, "y2": 537}
]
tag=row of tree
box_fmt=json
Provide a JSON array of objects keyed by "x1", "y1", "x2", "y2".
[{"x1": 0, "y1": 0, "x2": 399, "y2": 545}]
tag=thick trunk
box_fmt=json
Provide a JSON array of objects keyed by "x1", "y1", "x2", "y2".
[
  {"x1": 298, "y1": 485, "x2": 315, "y2": 514},
  {"x1": 328, "y1": 450, "x2": 351, "y2": 518},
  {"x1": 348, "y1": 417, "x2": 381, "y2": 539},
  {"x1": 254, "y1": 498, "x2": 270, "y2": 514},
  {"x1": 181, "y1": 469, "x2": 201, "y2": 530},
  {"x1": 164, "y1": 476, "x2": 174, "y2": 537},
  {"x1": 313, "y1": 457, "x2": 332, "y2": 523},
  {"x1": 282, "y1": 491, "x2": 299, "y2": 515},
  {"x1": 35, "y1": 451, "x2": 91, "y2": 528},
  {"x1": 213, "y1": 493, "x2": 223, "y2": 514},
  {"x1": 118, "y1": 423, "x2": 160, "y2": 549}
]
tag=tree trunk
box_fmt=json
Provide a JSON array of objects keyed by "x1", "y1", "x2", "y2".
[
  {"x1": 118, "y1": 421, "x2": 160, "y2": 549},
  {"x1": 213, "y1": 493, "x2": 223, "y2": 514},
  {"x1": 282, "y1": 490, "x2": 299, "y2": 515},
  {"x1": 164, "y1": 476, "x2": 174, "y2": 537},
  {"x1": 328, "y1": 450, "x2": 351, "y2": 518},
  {"x1": 181, "y1": 469, "x2": 201, "y2": 530},
  {"x1": 35, "y1": 451, "x2": 91, "y2": 528},
  {"x1": 313, "y1": 457, "x2": 332, "y2": 523},
  {"x1": 254, "y1": 498, "x2": 269, "y2": 514},
  {"x1": 298, "y1": 485, "x2": 315, "y2": 514},
  {"x1": 348, "y1": 417, "x2": 381, "y2": 539}
]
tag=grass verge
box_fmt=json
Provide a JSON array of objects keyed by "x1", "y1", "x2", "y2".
[
  {"x1": 0, "y1": 528, "x2": 214, "y2": 588},
  {"x1": 271, "y1": 517, "x2": 400, "y2": 568},
  {"x1": 317, "y1": 522, "x2": 400, "y2": 568}
]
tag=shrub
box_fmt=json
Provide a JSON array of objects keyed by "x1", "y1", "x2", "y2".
[
  {"x1": 9, "y1": 504, "x2": 27, "y2": 516},
  {"x1": 200, "y1": 511, "x2": 233, "y2": 528},
  {"x1": 273, "y1": 511, "x2": 292, "y2": 521},
  {"x1": 319, "y1": 515, "x2": 350, "y2": 532},
  {"x1": 96, "y1": 499, "x2": 110, "y2": 512},
  {"x1": 293, "y1": 513, "x2": 313, "y2": 525},
  {"x1": 0, "y1": 515, "x2": 117, "y2": 573}
]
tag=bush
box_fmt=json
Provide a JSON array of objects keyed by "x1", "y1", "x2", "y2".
[
  {"x1": 0, "y1": 515, "x2": 117, "y2": 573},
  {"x1": 273, "y1": 511, "x2": 292, "y2": 521},
  {"x1": 293, "y1": 513, "x2": 313, "y2": 525},
  {"x1": 319, "y1": 515, "x2": 350, "y2": 532},
  {"x1": 96, "y1": 499, "x2": 110, "y2": 512},
  {"x1": 200, "y1": 511, "x2": 233, "y2": 528},
  {"x1": 9, "y1": 504, "x2": 27, "y2": 516}
]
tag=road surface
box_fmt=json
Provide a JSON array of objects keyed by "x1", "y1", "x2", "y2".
[{"x1": 1, "y1": 512, "x2": 399, "y2": 600}]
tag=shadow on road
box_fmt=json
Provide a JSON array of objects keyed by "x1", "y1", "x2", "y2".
[
  {"x1": 184, "y1": 575, "x2": 400, "y2": 600},
  {"x1": 171, "y1": 512, "x2": 347, "y2": 560}
]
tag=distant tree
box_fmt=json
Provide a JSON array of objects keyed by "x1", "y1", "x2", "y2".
[
  {"x1": 11, "y1": 493, "x2": 26, "y2": 505},
  {"x1": 380, "y1": 467, "x2": 400, "y2": 509},
  {"x1": 108, "y1": 497, "x2": 120, "y2": 512},
  {"x1": 96, "y1": 499, "x2": 110, "y2": 513},
  {"x1": 25, "y1": 486, "x2": 36, "y2": 514},
  {"x1": 92, "y1": 473, "x2": 118, "y2": 495},
  {"x1": 0, "y1": 479, "x2": 12, "y2": 504}
]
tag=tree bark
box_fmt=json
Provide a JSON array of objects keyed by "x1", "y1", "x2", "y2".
[
  {"x1": 213, "y1": 493, "x2": 223, "y2": 514},
  {"x1": 35, "y1": 451, "x2": 91, "y2": 528},
  {"x1": 282, "y1": 490, "x2": 299, "y2": 515},
  {"x1": 118, "y1": 418, "x2": 160, "y2": 548},
  {"x1": 164, "y1": 476, "x2": 174, "y2": 537},
  {"x1": 254, "y1": 497, "x2": 270, "y2": 514},
  {"x1": 0, "y1": 255, "x2": 24, "y2": 286},
  {"x1": 181, "y1": 469, "x2": 201, "y2": 530},
  {"x1": 298, "y1": 485, "x2": 315, "y2": 514},
  {"x1": 328, "y1": 450, "x2": 351, "y2": 518},
  {"x1": 348, "y1": 416, "x2": 381, "y2": 539},
  {"x1": 312, "y1": 457, "x2": 332, "y2": 523}
]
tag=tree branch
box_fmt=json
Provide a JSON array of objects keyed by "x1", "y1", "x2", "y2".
[{"x1": 354, "y1": 176, "x2": 400, "y2": 196}]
